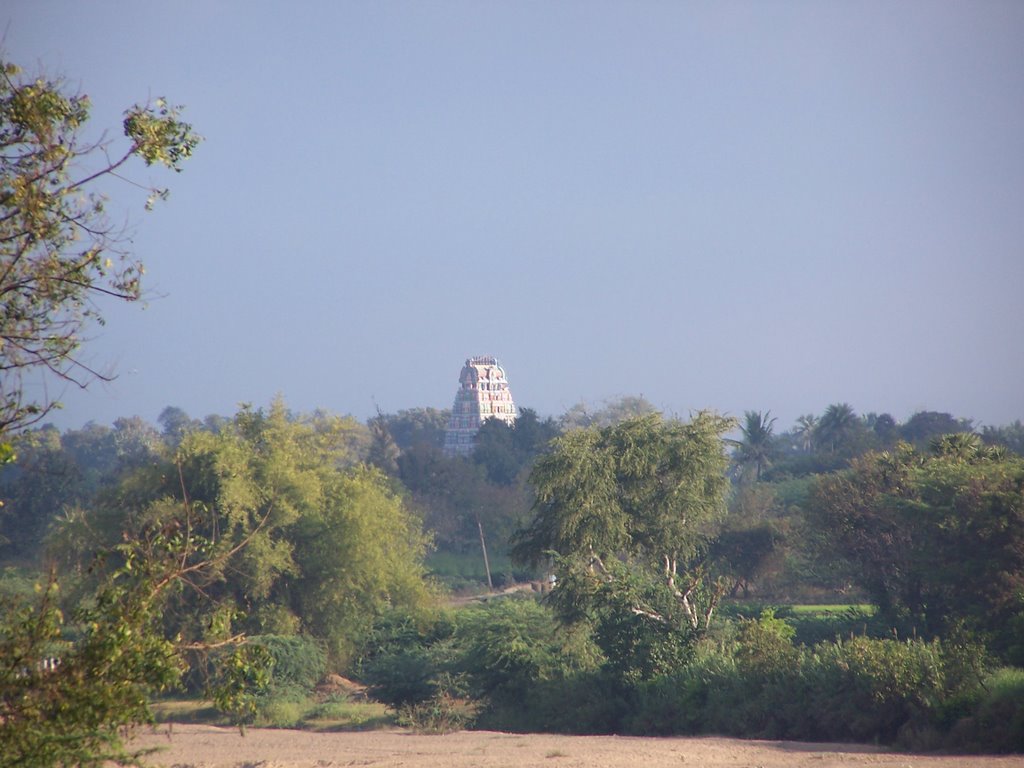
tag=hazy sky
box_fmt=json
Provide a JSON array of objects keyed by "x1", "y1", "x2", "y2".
[{"x1": 5, "y1": 1, "x2": 1023, "y2": 432}]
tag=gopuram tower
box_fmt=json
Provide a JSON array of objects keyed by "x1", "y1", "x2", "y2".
[{"x1": 443, "y1": 356, "x2": 517, "y2": 457}]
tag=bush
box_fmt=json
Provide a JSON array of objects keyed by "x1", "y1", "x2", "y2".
[
  {"x1": 250, "y1": 635, "x2": 326, "y2": 691},
  {"x1": 626, "y1": 626, "x2": 1003, "y2": 748},
  {"x1": 397, "y1": 691, "x2": 475, "y2": 733},
  {"x1": 947, "y1": 668, "x2": 1024, "y2": 753},
  {"x1": 455, "y1": 598, "x2": 599, "y2": 700},
  {"x1": 474, "y1": 671, "x2": 630, "y2": 734},
  {"x1": 806, "y1": 636, "x2": 946, "y2": 743},
  {"x1": 362, "y1": 646, "x2": 444, "y2": 709},
  {"x1": 254, "y1": 695, "x2": 305, "y2": 728},
  {"x1": 356, "y1": 608, "x2": 458, "y2": 710}
]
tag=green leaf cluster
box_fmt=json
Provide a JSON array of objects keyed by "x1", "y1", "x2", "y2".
[
  {"x1": 49, "y1": 398, "x2": 434, "y2": 669},
  {"x1": 808, "y1": 437, "x2": 1024, "y2": 646},
  {"x1": 0, "y1": 55, "x2": 200, "y2": 433}
]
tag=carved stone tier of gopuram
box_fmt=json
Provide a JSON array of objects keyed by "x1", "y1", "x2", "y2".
[{"x1": 443, "y1": 355, "x2": 518, "y2": 457}]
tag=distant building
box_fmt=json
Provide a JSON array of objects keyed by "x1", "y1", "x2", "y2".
[{"x1": 443, "y1": 355, "x2": 517, "y2": 457}]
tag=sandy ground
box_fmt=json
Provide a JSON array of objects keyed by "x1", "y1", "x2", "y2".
[{"x1": 130, "y1": 724, "x2": 1024, "y2": 768}]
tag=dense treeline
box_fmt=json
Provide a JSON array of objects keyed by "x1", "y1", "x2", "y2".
[{"x1": 2, "y1": 397, "x2": 1023, "y2": 754}]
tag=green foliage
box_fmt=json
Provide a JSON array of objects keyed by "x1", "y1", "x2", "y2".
[
  {"x1": 472, "y1": 408, "x2": 560, "y2": 486},
  {"x1": 806, "y1": 636, "x2": 947, "y2": 742},
  {"x1": 356, "y1": 608, "x2": 459, "y2": 711},
  {"x1": 382, "y1": 407, "x2": 449, "y2": 451},
  {"x1": 900, "y1": 410, "x2": 974, "y2": 447},
  {"x1": 0, "y1": 520, "x2": 253, "y2": 768},
  {"x1": 514, "y1": 412, "x2": 735, "y2": 640},
  {"x1": 46, "y1": 399, "x2": 429, "y2": 670},
  {"x1": 808, "y1": 440, "x2": 1024, "y2": 644},
  {"x1": 624, "y1": 629, "x2": 996, "y2": 747},
  {"x1": 209, "y1": 643, "x2": 273, "y2": 727},
  {"x1": 292, "y1": 464, "x2": 435, "y2": 665},
  {"x1": 733, "y1": 410, "x2": 776, "y2": 482},
  {"x1": 953, "y1": 667, "x2": 1024, "y2": 752},
  {"x1": 983, "y1": 420, "x2": 1024, "y2": 457},
  {"x1": 581, "y1": 561, "x2": 697, "y2": 683},
  {"x1": 250, "y1": 634, "x2": 326, "y2": 691},
  {"x1": 0, "y1": 57, "x2": 199, "y2": 433},
  {"x1": 455, "y1": 598, "x2": 599, "y2": 700},
  {"x1": 364, "y1": 645, "x2": 446, "y2": 709},
  {"x1": 815, "y1": 403, "x2": 865, "y2": 456},
  {"x1": 395, "y1": 691, "x2": 475, "y2": 734},
  {"x1": 558, "y1": 395, "x2": 659, "y2": 431}
]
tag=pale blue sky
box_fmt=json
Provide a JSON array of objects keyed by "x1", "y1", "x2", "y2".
[{"x1": 5, "y1": 1, "x2": 1023, "y2": 432}]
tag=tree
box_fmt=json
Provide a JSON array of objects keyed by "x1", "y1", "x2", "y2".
[
  {"x1": 291, "y1": 465, "x2": 435, "y2": 663},
  {"x1": 814, "y1": 403, "x2": 869, "y2": 457},
  {"x1": 513, "y1": 412, "x2": 734, "y2": 648},
  {"x1": 472, "y1": 407, "x2": 560, "y2": 485},
  {"x1": 0, "y1": 493, "x2": 267, "y2": 767},
  {"x1": 558, "y1": 395, "x2": 659, "y2": 431},
  {"x1": 807, "y1": 439, "x2": 1024, "y2": 645},
  {"x1": 0, "y1": 57, "x2": 199, "y2": 437},
  {"x1": 734, "y1": 410, "x2": 777, "y2": 482},
  {"x1": 383, "y1": 408, "x2": 449, "y2": 452},
  {"x1": 49, "y1": 399, "x2": 431, "y2": 668},
  {"x1": 793, "y1": 414, "x2": 818, "y2": 453},
  {"x1": 899, "y1": 410, "x2": 973, "y2": 447},
  {"x1": 158, "y1": 406, "x2": 201, "y2": 448},
  {"x1": 868, "y1": 412, "x2": 899, "y2": 446},
  {"x1": 982, "y1": 420, "x2": 1024, "y2": 457},
  {"x1": 366, "y1": 412, "x2": 400, "y2": 475},
  {"x1": 0, "y1": 426, "x2": 83, "y2": 560}
]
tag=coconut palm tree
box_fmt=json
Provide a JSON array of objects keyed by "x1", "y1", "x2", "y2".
[
  {"x1": 816, "y1": 403, "x2": 857, "y2": 454},
  {"x1": 736, "y1": 410, "x2": 777, "y2": 481},
  {"x1": 793, "y1": 414, "x2": 818, "y2": 453}
]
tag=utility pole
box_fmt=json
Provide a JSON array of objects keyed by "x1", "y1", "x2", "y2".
[{"x1": 476, "y1": 513, "x2": 493, "y2": 591}]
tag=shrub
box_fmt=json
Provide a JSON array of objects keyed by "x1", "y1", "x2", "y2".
[
  {"x1": 455, "y1": 598, "x2": 598, "y2": 700},
  {"x1": 475, "y1": 671, "x2": 629, "y2": 734},
  {"x1": 397, "y1": 691, "x2": 475, "y2": 733},
  {"x1": 948, "y1": 668, "x2": 1024, "y2": 753},
  {"x1": 806, "y1": 636, "x2": 946, "y2": 743},
  {"x1": 627, "y1": 626, "x2": 997, "y2": 747},
  {"x1": 250, "y1": 634, "x2": 326, "y2": 691},
  {"x1": 254, "y1": 696, "x2": 305, "y2": 728},
  {"x1": 362, "y1": 645, "x2": 444, "y2": 709},
  {"x1": 357, "y1": 608, "x2": 459, "y2": 710}
]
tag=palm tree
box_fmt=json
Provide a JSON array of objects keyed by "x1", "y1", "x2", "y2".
[
  {"x1": 736, "y1": 410, "x2": 777, "y2": 481},
  {"x1": 793, "y1": 414, "x2": 818, "y2": 453},
  {"x1": 816, "y1": 403, "x2": 857, "y2": 454},
  {"x1": 930, "y1": 432, "x2": 982, "y2": 461}
]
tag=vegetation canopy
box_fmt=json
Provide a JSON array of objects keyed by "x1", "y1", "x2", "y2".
[
  {"x1": 513, "y1": 412, "x2": 734, "y2": 678},
  {"x1": 0, "y1": 57, "x2": 199, "y2": 437}
]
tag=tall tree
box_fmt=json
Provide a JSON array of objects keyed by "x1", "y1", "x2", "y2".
[
  {"x1": 1, "y1": 499, "x2": 269, "y2": 767},
  {"x1": 815, "y1": 403, "x2": 860, "y2": 455},
  {"x1": 513, "y1": 412, "x2": 734, "y2": 635},
  {"x1": 982, "y1": 420, "x2": 1024, "y2": 457},
  {"x1": 0, "y1": 426, "x2": 82, "y2": 560},
  {"x1": 383, "y1": 408, "x2": 449, "y2": 452},
  {"x1": 899, "y1": 410, "x2": 973, "y2": 447},
  {"x1": 807, "y1": 439, "x2": 1024, "y2": 644},
  {"x1": 49, "y1": 400, "x2": 431, "y2": 666},
  {"x1": 735, "y1": 410, "x2": 777, "y2": 482},
  {"x1": 793, "y1": 414, "x2": 818, "y2": 453},
  {"x1": 0, "y1": 57, "x2": 199, "y2": 437},
  {"x1": 473, "y1": 407, "x2": 560, "y2": 485},
  {"x1": 558, "y1": 395, "x2": 659, "y2": 431}
]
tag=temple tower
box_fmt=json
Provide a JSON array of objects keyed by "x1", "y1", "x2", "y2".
[{"x1": 443, "y1": 355, "x2": 517, "y2": 457}]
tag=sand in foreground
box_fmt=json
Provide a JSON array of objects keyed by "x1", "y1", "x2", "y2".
[{"x1": 131, "y1": 724, "x2": 1024, "y2": 768}]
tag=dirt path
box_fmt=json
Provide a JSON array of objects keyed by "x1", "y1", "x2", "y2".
[{"x1": 131, "y1": 724, "x2": 1024, "y2": 768}]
